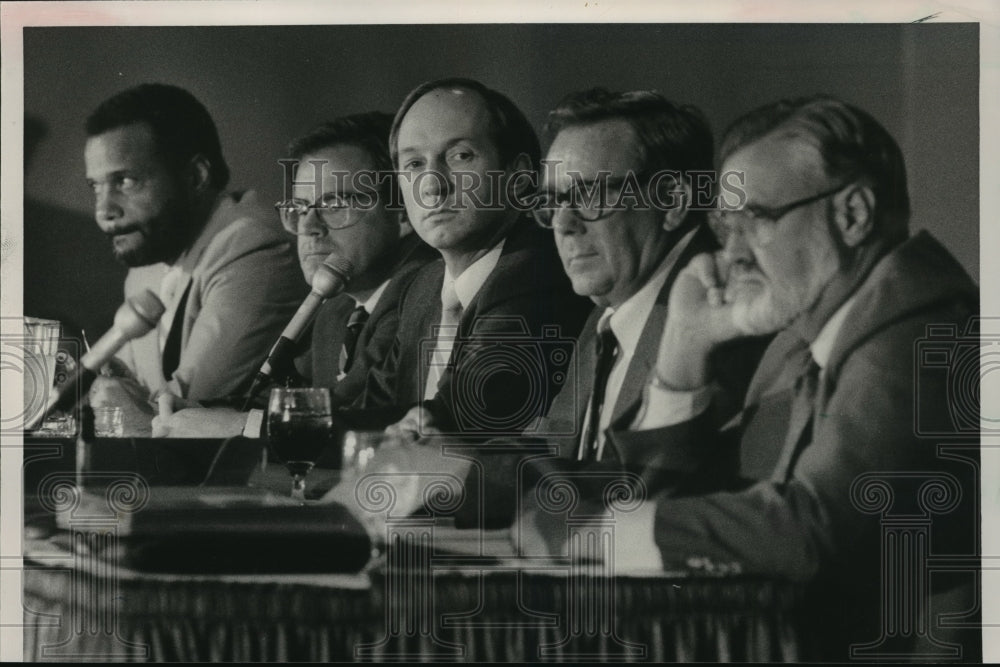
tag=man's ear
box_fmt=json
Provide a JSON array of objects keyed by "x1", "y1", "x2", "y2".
[
  {"x1": 660, "y1": 178, "x2": 691, "y2": 232},
  {"x1": 506, "y1": 152, "x2": 535, "y2": 200},
  {"x1": 396, "y1": 209, "x2": 412, "y2": 236},
  {"x1": 834, "y1": 183, "x2": 876, "y2": 247},
  {"x1": 186, "y1": 154, "x2": 213, "y2": 194}
]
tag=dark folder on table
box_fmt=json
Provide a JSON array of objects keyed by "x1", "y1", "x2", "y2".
[{"x1": 53, "y1": 486, "x2": 373, "y2": 574}]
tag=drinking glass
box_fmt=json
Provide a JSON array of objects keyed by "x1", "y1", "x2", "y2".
[
  {"x1": 93, "y1": 406, "x2": 124, "y2": 437},
  {"x1": 266, "y1": 388, "x2": 333, "y2": 501},
  {"x1": 22, "y1": 318, "x2": 64, "y2": 432},
  {"x1": 341, "y1": 430, "x2": 384, "y2": 474}
]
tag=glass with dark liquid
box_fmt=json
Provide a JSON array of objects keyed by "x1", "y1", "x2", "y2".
[{"x1": 266, "y1": 388, "x2": 333, "y2": 501}]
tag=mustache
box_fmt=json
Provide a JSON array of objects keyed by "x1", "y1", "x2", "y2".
[
  {"x1": 726, "y1": 258, "x2": 765, "y2": 283},
  {"x1": 104, "y1": 224, "x2": 143, "y2": 238}
]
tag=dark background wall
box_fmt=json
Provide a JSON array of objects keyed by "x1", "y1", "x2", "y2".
[{"x1": 23, "y1": 23, "x2": 979, "y2": 335}]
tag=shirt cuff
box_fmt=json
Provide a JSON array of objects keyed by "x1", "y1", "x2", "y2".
[
  {"x1": 632, "y1": 377, "x2": 712, "y2": 431},
  {"x1": 242, "y1": 409, "x2": 264, "y2": 439},
  {"x1": 611, "y1": 501, "x2": 664, "y2": 572}
]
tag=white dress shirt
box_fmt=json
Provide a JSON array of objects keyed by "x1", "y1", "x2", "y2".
[
  {"x1": 449, "y1": 240, "x2": 505, "y2": 309},
  {"x1": 584, "y1": 226, "x2": 698, "y2": 458},
  {"x1": 422, "y1": 240, "x2": 506, "y2": 401},
  {"x1": 359, "y1": 278, "x2": 391, "y2": 315}
]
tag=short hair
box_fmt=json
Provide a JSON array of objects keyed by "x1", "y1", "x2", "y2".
[
  {"x1": 719, "y1": 95, "x2": 910, "y2": 245},
  {"x1": 389, "y1": 78, "x2": 541, "y2": 175},
  {"x1": 287, "y1": 112, "x2": 396, "y2": 199},
  {"x1": 85, "y1": 83, "x2": 230, "y2": 190},
  {"x1": 545, "y1": 88, "x2": 715, "y2": 177},
  {"x1": 287, "y1": 111, "x2": 394, "y2": 173}
]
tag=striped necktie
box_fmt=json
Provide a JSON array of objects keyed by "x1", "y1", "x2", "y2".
[
  {"x1": 339, "y1": 304, "x2": 369, "y2": 375},
  {"x1": 423, "y1": 279, "x2": 463, "y2": 401}
]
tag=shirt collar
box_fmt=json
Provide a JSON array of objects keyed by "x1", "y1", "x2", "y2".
[
  {"x1": 444, "y1": 239, "x2": 506, "y2": 309},
  {"x1": 809, "y1": 292, "x2": 858, "y2": 370},
  {"x1": 356, "y1": 278, "x2": 390, "y2": 314},
  {"x1": 598, "y1": 225, "x2": 699, "y2": 359}
]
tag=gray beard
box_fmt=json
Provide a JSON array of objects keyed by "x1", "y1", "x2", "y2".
[{"x1": 731, "y1": 288, "x2": 802, "y2": 336}]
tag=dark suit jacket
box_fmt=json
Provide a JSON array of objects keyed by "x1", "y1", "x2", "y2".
[
  {"x1": 298, "y1": 234, "x2": 436, "y2": 408},
  {"x1": 540, "y1": 223, "x2": 754, "y2": 468},
  {"x1": 613, "y1": 231, "x2": 979, "y2": 659},
  {"x1": 459, "y1": 224, "x2": 769, "y2": 527},
  {"x1": 353, "y1": 217, "x2": 593, "y2": 434}
]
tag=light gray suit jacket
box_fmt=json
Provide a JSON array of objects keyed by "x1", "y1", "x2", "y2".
[{"x1": 116, "y1": 190, "x2": 306, "y2": 400}]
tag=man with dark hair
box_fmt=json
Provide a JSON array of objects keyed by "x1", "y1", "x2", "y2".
[
  {"x1": 452, "y1": 89, "x2": 766, "y2": 527},
  {"x1": 153, "y1": 112, "x2": 436, "y2": 437},
  {"x1": 535, "y1": 88, "x2": 733, "y2": 465},
  {"x1": 84, "y1": 83, "x2": 306, "y2": 435},
  {"x1": 281, "y1": 113, "x2": 434, "y2": 403},
  {"x1": 328, "y1": 89, "x2": 762, "y2": 530},
  {"x1": 519, "y1": 95, "x2": 980, "y2": 659},
  {"x1": 355, "y1": 78, "x2": 591, "y2": 437}
]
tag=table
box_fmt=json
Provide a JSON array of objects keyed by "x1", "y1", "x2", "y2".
[
  {"x1": 21, "y1": 437, "x2": 811, "y2": 662},
  {"x1": 23, "y1": 561, "x2": 807, "y2": 662}
]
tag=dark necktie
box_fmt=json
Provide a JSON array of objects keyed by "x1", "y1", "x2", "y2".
[
  {"x1": 771, "y1": 347, "x2": 821, "y2": 483},
  {"x1": 339, "y1": 305, "x2": 369, "y2": 375},
  {"x1": 577, "y1": 327, "x2": 619, "y2": 462},
  {"x1": 161, "y1": 282, "x2": 192, "y2": 381}
]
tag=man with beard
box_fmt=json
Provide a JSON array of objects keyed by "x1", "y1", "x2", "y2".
[
  {"x1": 518, "y1": 95, "x2": 980, "y2": 659},
  {"x1": 84, "y1": 83, "x2": 305, "y2": 435}
]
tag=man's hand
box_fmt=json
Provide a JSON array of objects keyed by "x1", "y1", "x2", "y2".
[
  {"x1": 512, "y1": 492, "x2": 665, "y2": 572},
  {"x1": 317, "y1": 434, "x2": 474, "y2": 544},
  {"x1": 88, "y1": 376, "x2": 154, "y2": 436},
  {"x1": 152, "y1": 404, "x2": 248, "y2": 438},
  {"x1": 384, "y1": 404, "x2": 442, "y2": 443},
  {"x1": 655, "y1": 252, "x2": 744, "y2": 390}
]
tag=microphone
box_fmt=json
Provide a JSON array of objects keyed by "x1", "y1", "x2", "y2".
[
  {"x1": 242, "y1": 254, "x2": 353, "y2": 408},
  {"x1": 33, "y1": 289, "x2": 166, "y2": 427}
]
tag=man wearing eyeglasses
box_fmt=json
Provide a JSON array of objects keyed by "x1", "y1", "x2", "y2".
[
  {"x1": 275, "y1": 114, "x2": 435, "y2": 404},
  {"x1": 449, "y1": 89, "x2": 768, "y2": 528},
  {"x1": 534, "y1": 89, "x2": 743, "y2": 466},
  {"x1": 153, "y1": 113, "x2": 436, "y2": 438},
  {"x1": 84, "y1": 83, "x2": 306, "y2": 435},
  {"x1": 518, "y1": 96, "x2": 980, "y2": 658}
]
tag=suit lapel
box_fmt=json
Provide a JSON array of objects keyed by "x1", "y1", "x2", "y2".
[
  {"x1": 736, "y1": 334, "x2": 813, "y2": 481},
  {"x1": 604, "y1": 224, "x2": 718, "y2": 461},
  {"x1": 403, "y1": 263, "x2": 444, "y2": 404},
  {"x1": 122, "y1": 264, "x2": 169, "y2": 396},
  {"x1": 738, "y1": 388, "x2": 795, "y2": 480},
  {"x1": 310, "y1": 295, "x2": 354, "y2": 386}
]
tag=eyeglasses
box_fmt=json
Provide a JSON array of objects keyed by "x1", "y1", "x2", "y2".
[
  {"x1": 708, "y1": 182, "x2": 851, "y2": 247},
  {"x1": 531, "y1": 173, "x2": 654, "y2": 229},
  {"x1": 274, "y1": 193, "x2": 371, "y2": 235}
]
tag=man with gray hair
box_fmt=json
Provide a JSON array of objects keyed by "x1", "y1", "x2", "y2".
[{"x1": 519, "y1": 95, "x2": 980, "y2": 659}]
